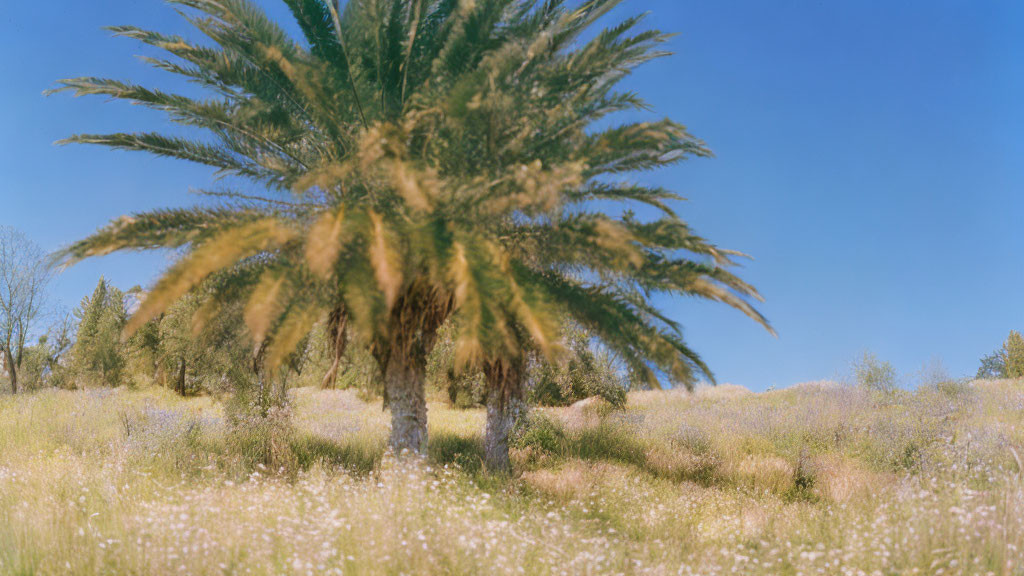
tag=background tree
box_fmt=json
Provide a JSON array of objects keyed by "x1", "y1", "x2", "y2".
[
  {"x1": 19, "y1": 312, "x2": 77, "y2": 390},
  {"x1": 126, "y1": 275, "x2": 280, "y2": 399},
  {"x1": 528, "y1": 322, "x2": 626, "y2": 408},
  {"x1": 852, "y1": 351, "x2": 898, "y2": 393},
  {"x1": 0, "y1": 226, "x2": 52, "y2": 393},
  {"x1": 128, "y1": 312, "x2": 164, "y2": 386},
  {"x1": 156, "y1": 293, "x2": 207, "y2": 395},
  {"x1": 71, "y1": 278, "x2": 128, "y2": 387},
  {"x1": 42, "y1": 311, "x2": 76, "y2": 388},
  {"x1": 1004, "y1": 330, "x2": 1024, "y2": 379},
  {"x1": 977, "y1": 349, "x2": 1007, "y2": 379},
  {"x1": 976, "y1": 331, "x2": 1024, "y2": 380}
]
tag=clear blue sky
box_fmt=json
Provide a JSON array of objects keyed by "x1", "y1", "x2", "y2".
[{"x1": 1, "y1": 1, "x2": 1021, "y2": 389}]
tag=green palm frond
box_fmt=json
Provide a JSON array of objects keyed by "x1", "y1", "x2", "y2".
[
  {"x1": 57, "y1": 208, "x2": 269, "y2": 265},
  {"x1": 52, "y1": 0, "x2": 772, "y2": 391}
]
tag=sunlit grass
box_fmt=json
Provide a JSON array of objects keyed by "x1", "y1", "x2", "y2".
[{"x1": 0, "y1": 380, "x2": 1022, "y2": 574}]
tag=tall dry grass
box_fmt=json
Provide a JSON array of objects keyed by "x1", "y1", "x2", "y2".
[{"x1": 0, "y1": 380, "x2": 1021, "y2": 574}]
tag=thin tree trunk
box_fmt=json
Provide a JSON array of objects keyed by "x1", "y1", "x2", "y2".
[
  {"x1": 320, "y1": 305, "x2": 348, "y2": 389},
  {"x1": 384, "y1": 348, "x2": 428, "y2": 455},
  {"x1": 484, "y1": 360, "x2": 525, "y2": 473},
  {"x1": 177, "y1": 357, "x2": 186, "y2": 396},
  {"x1": 3, "y1": 347, "x2": 17, "y2": 394}
]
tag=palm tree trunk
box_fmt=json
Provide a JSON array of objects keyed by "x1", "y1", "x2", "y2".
[
  {"x1": 484, "y1": 359, "x2": 525, "y2": 473},
  {"x1": 375, "y1": 284, "x2": 451, "y2": 456},
  {"x1": 384, "y1": 347, "x2": 428, "y2": 455}
]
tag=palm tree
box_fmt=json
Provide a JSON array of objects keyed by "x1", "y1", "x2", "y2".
[{"x1": 51, "y1": 0, "x2": 771, "y2": 459}]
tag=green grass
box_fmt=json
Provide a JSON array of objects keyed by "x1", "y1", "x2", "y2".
[{"x1": 0, "y1": 380, "x2": 1022, "y2": 574}]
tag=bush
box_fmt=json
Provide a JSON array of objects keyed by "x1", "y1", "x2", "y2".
[
  {"x1": 428, "y1": 433, "x2": 484, "y2": 473},
  {"x1": 852, "y1": 351, "x2": 898, "y2": 393},
  {"x1": 510, "y1": 411, "x2": 566, "y2": 455},
  {"x1": 786, "y1": 451, "x2": 818, "y2": 502},
  {"x1": 224, "y1": 380, "x2": 297, "y2": 474},
  {"x1": 672, "y1": 424, "x2": 714, "y2": 456},
  {"x1": 934, "y1": 378, "x2": 973, "y2": 399},
  {"x1": 529, "y1": 366, "x2": 627, "y2": 408},
  {"x1": 333, "y1": 341, "x2": 385, "y2": 401},
  {"x1": 226, "y1": 404, "x2": 297, "y2": 474},
  {"x1": 570, "y1": 421, "x2": 647, "y2": 467}
]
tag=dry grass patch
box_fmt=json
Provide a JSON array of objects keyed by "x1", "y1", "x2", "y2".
[
  {"x1": 809, "y1": 453, "x2": 895, "y2": 502},
  {"x1": 520, "y1": 459, "x2": 627, "y2": 499},
  {"x1": 1, "y1": 381, "x2": 1023, "y2": 574}
]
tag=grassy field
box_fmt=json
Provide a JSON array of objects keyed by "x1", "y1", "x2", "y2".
[{"x1": 0, "y1": 380, "x2": 1022, "y2": 575}]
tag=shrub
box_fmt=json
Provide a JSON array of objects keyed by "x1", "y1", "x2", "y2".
[
  {"x1": 852, "y1": 351, "x2": 898, "y2": 393},
  {"x1": 915, "y1": 357, "x2": 971, "y2": 397},
  {"x1": 570, "y1": 421, "x2": 647, "y2": 467},
  {"x1": 333, "y1": 342, "x2": 385, "y2": 401},
  {"x1": 510, "y1": 411, "x2": 566, "y2": 455},
  {"x1": 786, "y1": 451, "x2": 818, "y2": 502},
  {"x1": 224, "y1": 382, "x2": 297, "y2": 474},
  {"x1": 226, "y1": 404, "x2": 297, "y2": 474},
  {"x1": 934, "y1": 378, "x2": 973, "y2": 399},
  {"x1": 916, "y1": 357, "x2": 950, "y2": 388},
  {"x1": 428, "y1": 433, "x2": 484, "y2": 473},
  {"x1": 672, "y1": 424, "x2": 714, "y2": 456}
]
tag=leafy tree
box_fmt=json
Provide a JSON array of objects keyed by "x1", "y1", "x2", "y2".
[
  {"x1": 44, "y1": 312, "x2": 76, "y2": 388},
  {"x1": 157, "y1": 293, "x2": 212, "y2": 395},
  {"x1": 0, "y1": 227, "x2": 52, "y2": 393},
  {"x1": 149, "y1": 281, "x2": 278, "y2": 400},
  {"x1": 16, "y1": 341, "x2": 50, "y2": 391},
  {"x1": 977, "y1": 350, "x2": 1007, "y2": 380},
  {"x1": 19, "y1": 312, "x2": 76, "y2": 390},
  {"x1": 127, "y1": 312, "x2": 163, "y2": 385},
  {"x1": 852, "y1": 351, "x2": 898, "y2": 393},
  {"x1": 51, "y1": 0, "x2": 771, "y2": 465},
  {"x1": 71, "y1": 278, "x2": 128, "y2": 386},
  {"x1": 528, "y1": 323, "x2": 626, "y2": 408},
  {"x1": 976, "y1": 331, "x2": 1024, "y2": 380},
  {"x1": 1004, "y1": 330, "x2": 1024, "y2": 379}
]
